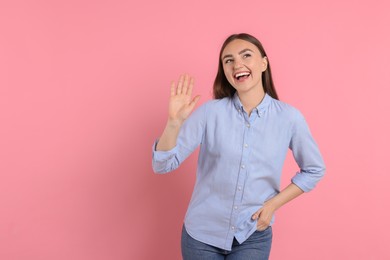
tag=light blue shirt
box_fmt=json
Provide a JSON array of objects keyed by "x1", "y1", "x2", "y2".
[{"x1": 152, "y1": 93, "x2": 325, "y2": 251}]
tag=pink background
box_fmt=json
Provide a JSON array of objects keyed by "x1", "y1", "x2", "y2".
[{"x1": 1, "y1": 0, "x2": 389, "y2": 259}]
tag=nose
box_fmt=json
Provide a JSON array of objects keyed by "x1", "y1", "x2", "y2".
[{"x1": 233, "y1": 60, "x2": 243, "y2": 69}]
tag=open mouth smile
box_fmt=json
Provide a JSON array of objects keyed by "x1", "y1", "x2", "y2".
[{"x1": 234, "y1": 71, "x2": 251, "y2": 82}]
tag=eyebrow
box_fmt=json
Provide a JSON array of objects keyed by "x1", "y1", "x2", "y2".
[{"x1": 222, "y1": 48, "x2": 254, "y2": 60}]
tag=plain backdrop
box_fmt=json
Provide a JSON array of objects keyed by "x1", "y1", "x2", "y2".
[{"x1": 1, "y1": 0, "x2": 389, "y2": 259}]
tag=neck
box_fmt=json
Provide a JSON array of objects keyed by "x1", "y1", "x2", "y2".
[{"x1": 238, "y1": 87, "x2": 266, "y2": 115}]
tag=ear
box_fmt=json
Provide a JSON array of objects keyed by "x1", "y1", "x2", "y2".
[{"x1": 261, "y1": 57, "x2": 268, "y2": 72}]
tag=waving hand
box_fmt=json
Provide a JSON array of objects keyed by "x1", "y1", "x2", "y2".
[
  {"x1": 156, "y1": 74, "x2": 200, "y2": 151},
  {"x1": 169, "y1": 74, "x2": 201, "y2": 123}
]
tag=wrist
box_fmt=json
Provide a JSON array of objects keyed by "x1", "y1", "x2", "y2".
[
  {"x1": 264, "y1": 198, "x2": 281, "y2": 211},
  {"x1": 166, "y1": 118, "x2": 184, "y2": 128}
]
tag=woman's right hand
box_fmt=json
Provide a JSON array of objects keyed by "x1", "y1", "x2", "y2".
[
  {"x1": 168, "y1": 74, "x2": 201, "y2": 124},
  {"x1": 155, "y1": 74, "x2": 200, "y2": 151}
]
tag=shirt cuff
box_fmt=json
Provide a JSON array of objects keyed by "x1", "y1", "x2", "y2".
[
  {"x1": 152, "y1": 139, "x2": 179, "y2": 161},
  {"x1": 291, "y1": 172, "x2": 316, "y2": 193}
]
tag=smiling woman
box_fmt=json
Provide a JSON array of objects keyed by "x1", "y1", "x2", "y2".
[
  {"x1": 152, "y1": 33, "x2": 325, "y2": 260},
  {"x1": 214, "y1": 34, "x2": 278, "y2": 103}
]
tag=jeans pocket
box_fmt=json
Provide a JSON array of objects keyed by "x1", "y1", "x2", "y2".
[{"x1": 254, "y1": 226, "x2": 272, "y2": 236}]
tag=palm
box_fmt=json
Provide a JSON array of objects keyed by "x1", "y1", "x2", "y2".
[{"x1": 169, "y1": 75, "x2": 200, "y2": 122}]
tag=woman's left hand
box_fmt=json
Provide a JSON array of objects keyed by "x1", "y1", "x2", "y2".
[{"x1": 251, "y1": 202, "x2": 276, "y2": 231}]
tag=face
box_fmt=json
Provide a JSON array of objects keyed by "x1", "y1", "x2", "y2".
[{"x1": 221, "y1": 39, "x2": 268, "y2": 95}]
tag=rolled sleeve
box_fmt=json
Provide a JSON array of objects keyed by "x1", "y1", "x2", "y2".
[
  {"x1": 289, "y1": 110, "x2": 326, "y2": 192},
  {"x1": 152, "y1": 140, "x2": 180, "y2": 174}
]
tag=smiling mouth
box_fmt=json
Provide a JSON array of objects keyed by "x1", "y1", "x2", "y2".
[{"x1": 234, "y1": 72, "x2": 251, "y2": 82}]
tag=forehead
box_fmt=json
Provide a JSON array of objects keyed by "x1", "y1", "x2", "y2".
[{"x1": 222, "y1": 39, "x2": 260, "y2": 56}]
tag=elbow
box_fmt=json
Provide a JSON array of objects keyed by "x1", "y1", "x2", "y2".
[
  {"x1": 310, "y1": 164, "x2": 326, "y2": 182},
  {"x1": 292, "y1": 166, "x2": 326, "y2": 192},
  {"x1": 152, "y1": 162, "x2": 170, "y2": 174},
  {"x1": 152, "y1": 160, "x2": 179, "y2": 174},
  {"x1": 318, "y1": 162, "x2": 326, "y2": 180}
]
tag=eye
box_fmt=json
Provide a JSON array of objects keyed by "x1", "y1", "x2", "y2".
[
  {"x1": 243, "y1": 53, "x2": 251, "y2": 58},
  {"x1": 224, "y1": 59, "x2": 233, "y2": 64}
]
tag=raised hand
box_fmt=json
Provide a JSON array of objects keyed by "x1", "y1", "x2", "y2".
[
  {"x1": 168, "y1": 74, "x2": 201, "y2": 124},
  {"x1": 155, "y1": 74, "x2": 201, "y2": 151}
]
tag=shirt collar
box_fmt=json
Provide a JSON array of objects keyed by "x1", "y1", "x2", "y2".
[{"x1": 233, "y1": 92, "x2": 271, "y2": 117}]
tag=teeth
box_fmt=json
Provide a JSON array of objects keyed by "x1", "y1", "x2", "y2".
[{"x1": 235, "y1": 72, "x2": 250, "y2": 78}]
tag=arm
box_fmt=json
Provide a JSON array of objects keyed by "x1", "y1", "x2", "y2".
[
  {"x1": 253, "y1": 109, "x2": 325, "y2": 230},
  {"x1": 152, "y1": 74, "x2": 202, "y2": 173}
]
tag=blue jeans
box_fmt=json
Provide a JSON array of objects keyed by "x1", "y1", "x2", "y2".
[{"x1": 181, "y1": 225, "x2": 273, "y2": 260}]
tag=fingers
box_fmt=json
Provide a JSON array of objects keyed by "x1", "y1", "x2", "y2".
[
  {"x1": 257, "y1": 224, "x2": 268, "y2": 231},
  {"x1": 182, "y1": 74, "x2": 189, "y2": 95},
  {"x1": 188, "y1": 95, "x2": 201, "y2": 110},
  {"x1": 256, "y1": 217, "x2": 268, "y2": 231},
  {"x1": 170, "y1": 81, "x2": 176, "y2": 97},
  {"x1": 171, "y1": 74, "x2": 195, "y2": 96},
  {"x1": 176, "y1": 74, "x2": 184, "y2": 95},
  {"x1": 252, "y1": 208, "x2": 262, "y2": 220},
  {"x1": 187, "y1": 77, "x2": 194, "y2": 96}
]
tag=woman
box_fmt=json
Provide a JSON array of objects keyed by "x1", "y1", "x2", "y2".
[{"x1": 152, "y1": 33, "x2": 325, "y2": 259}]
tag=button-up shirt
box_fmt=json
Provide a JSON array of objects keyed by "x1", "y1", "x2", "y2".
[{"x1": 152, "y1": 93, "x2": 325, "y2": 251}]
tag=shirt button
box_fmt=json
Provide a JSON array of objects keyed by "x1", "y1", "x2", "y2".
[
  {"x1": 241, "y1": 165, "x2": 245, "y2": 169},
  {"x1": 231, "y1": 226, "x2": 235, "y2": 230},
  {"x1": 244, "y1": 143, "x2": 248, "y2": 148},
  {"x1": 234, "y1": 206, "x2": 238, "y2": 210},
  {"x1": 238, "y1": 186, "x2": 242, "y2": 191},
  {"x1": 246, "y1": 123, "x2": 250, "y2": 128}
]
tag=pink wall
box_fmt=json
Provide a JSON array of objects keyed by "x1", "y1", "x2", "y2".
[{"x1": 1, "y1": 0, "x2": 389, "y2": 259}]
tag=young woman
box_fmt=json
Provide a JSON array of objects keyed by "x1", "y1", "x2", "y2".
[{"x1": 152, "y1": 33, "x2": 325, "y2": 260}]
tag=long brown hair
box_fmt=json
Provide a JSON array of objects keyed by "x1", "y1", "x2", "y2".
[{"x1": 213, "y1": 33, "x2": 279, "y2": 100}]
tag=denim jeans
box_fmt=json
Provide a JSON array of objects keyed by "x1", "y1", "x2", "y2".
[{"x1": 181, "y1": 225, "x2": 273, "y2": 260}]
